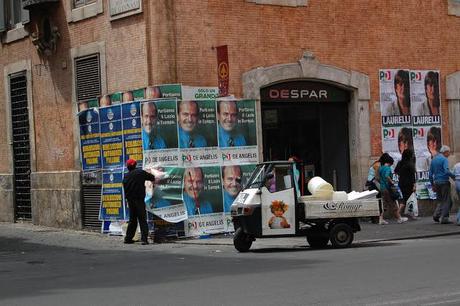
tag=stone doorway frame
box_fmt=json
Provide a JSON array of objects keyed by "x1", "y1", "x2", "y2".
[
  {"x1": 242, "y1": 52, "x2": 371, "y2": 191},
  {"x1": 446, "y1": 72, "x2": 460, "y2": 162}
]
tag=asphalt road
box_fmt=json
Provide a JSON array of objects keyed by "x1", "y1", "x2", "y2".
[{"x1": 1, "y1": 224, "x2": 460, "y2": 306}]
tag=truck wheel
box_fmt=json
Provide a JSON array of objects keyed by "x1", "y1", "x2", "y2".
[
  {"x1": 233, "y1": 228, "x2": 252, "y2": 252},
  {"x1": 306, "y1": 234, "x2": 329, "y2": 248},
  {"x1": 330, "y1": 223, "x2": 354, "y2": 248}
]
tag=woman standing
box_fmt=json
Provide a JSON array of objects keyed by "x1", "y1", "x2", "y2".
[{"x1": 395, "y1": 149, "x2": 416, "y2": 217}]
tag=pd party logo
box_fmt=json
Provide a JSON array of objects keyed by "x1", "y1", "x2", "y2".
[
  {"x1": 413, "y1": 128, "x2": 425, "y2": 139},
  {"x1": 187, "y1": 221, "x2": 198, "y2": 232},
  {"x1": 410, "y1": 71, "x2": 422, "y2": 82},
  {"x1": 383, "y1": 128, "x2": 396, "y2": 139},
  {"x1": 182, "y1": 154, "x2": 192, "y2": 162},
  {"x1": 222, "y1": 153, "x2": 231, "y2": 161},
  {"x1": 379, "y1": 70, "x2": 391, "y2": 81}
]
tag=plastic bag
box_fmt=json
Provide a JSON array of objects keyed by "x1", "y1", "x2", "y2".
[{"x1": 404, "y1": 192, "x2": 419, "y2": 217}]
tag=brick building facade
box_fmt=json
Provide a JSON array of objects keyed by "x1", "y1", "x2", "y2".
[{"x1": 1, "y1": 0, "x2": 459, "y2": 229}]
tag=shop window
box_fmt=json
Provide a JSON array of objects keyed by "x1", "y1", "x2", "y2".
[
  {"x1": 0, "y1": 0, "x2": 30, "y2": 43},
  {"x1": 246, "y1": 0, "x2": 308, "y2": 7}
]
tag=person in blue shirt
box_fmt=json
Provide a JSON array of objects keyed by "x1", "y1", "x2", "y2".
[
  {"x1": 183, "y1": 167, "x2": 213, "y2": 216},
  {"x1": 141, "y1": 101, "x2": 167, "y2": 150},
  {"x1": 178, "y1": 100, "x2": 207, "y2": 148},
  {"x1": 429, "y1": 145, "x2": 455, "y2": 224},
  {"x1": 217, "y1": 100, "x2": 247, "y2": 147},
  {"x1": 222, "y1": 165, "x2": 242, "y2": 213}
]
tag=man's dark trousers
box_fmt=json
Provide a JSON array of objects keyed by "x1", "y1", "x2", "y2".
[
  {"x1": 125, "y1": 198, "x2": 148, "y2": 242},
  {"x1": 433, "y1": 182, "x2": 452, "y2": 222}
]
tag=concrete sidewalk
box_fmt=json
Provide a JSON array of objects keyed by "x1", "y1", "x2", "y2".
[{"x1": 173, "y1": 216, "x2": 460, "y2": 247}]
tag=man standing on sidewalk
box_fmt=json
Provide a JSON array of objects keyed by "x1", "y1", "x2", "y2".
[
  {"x1": 123, "y1": 159, "x2": 156, "y2": 245},
  {"x1": 429, "y1": 145, "x2": 455, "y2": 224}
]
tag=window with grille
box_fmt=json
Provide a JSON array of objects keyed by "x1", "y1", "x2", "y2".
[
  {"x1": 9, "y1": 73, "x2": 32, "y2": 221},
  {"x1": 75, "y1": 54, "x2": 101, "y2": 102}
]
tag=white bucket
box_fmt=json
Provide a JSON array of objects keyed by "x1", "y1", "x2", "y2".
[{"x1": 308, "y1": 176, "x2": 334, "y2": 195}]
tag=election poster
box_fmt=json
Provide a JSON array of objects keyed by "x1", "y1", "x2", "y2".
[
  {"x1": 222, "y1": 163, "x2": 257, "y2": 232},
  {"x1": 410, "y1": 70, "x2": 441, "y2": 199},
  {"x1": 379, "y1": 69, "x2": 412, "y2": 164},
  {"x1": 100, "y1": 105, "x2": 124, "y2": 169},
  {"x1": 141, "y1": 99, "x2": 179, "y2": 168},
  {"x1": 179, "y1": 100, "x2": 219, "y2": 167},
  {"x1": 219, "y1": 99, "x2": 258, "y2": 165},
  {"x1": 77, "y1": 86, "x2": 261, "y2": 236},
  {"x1": 379, "y1": 69, "x2": 442, "y2": 200},
  {"x1": 121, "y1": 101, "x2": 142, "y2": 166},
  {"x1": 99, "y1": 170, "x2": 125, "y2": 221},
  {"x1": 182, "y1": 86, "x2": 219, "y2": 100},
  {"x1": 78, "y1": 108, "x2": 102, "y2": 171},
  {"x1": 144, "y1": 166, "x2": 185, "y2": 211}
]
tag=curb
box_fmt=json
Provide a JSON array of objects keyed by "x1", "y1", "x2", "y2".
[{"x1": 170, "y1": 230, "x2": 460, "y2": 246}]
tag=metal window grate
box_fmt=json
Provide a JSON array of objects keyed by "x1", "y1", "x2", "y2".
[
  {"x1": 82, "y1": 184, "x2": 102, "y2": 230},
  {"x1": 10, "y1": 73, "x2": 32, "y2": 221},
  {"x1": 75, "y1": 54, "x2": 101, "y2": 102}
]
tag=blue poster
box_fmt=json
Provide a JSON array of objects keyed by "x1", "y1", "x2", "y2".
[
  {"x1": 100, "y1": 105, "x2": 124, "y2": 169},
  {"x1": 99, "y1": 170, "x2": 125, "y2": 221},
  {"x1": 78, "y1": 109, "x2": 102, "y2": 171},
  {"x1": 122, "y1": 101, "x2": 143, "y2": 166}
]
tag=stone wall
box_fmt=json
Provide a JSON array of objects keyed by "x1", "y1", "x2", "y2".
[
  {"x1": 31, "y1": 171, "x2": 81, "y2": 229},
  {"x1": 0, "y1": 174, "x2": 14, "y2": 222}
]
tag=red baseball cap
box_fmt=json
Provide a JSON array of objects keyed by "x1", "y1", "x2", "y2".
[{"x1": 126, "y1": 159, "x2": 137, "y2": 168}]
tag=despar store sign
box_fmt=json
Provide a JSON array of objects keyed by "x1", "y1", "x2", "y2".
[{"x1": 261, "y1": 81, "x2": 349, "y2": 102}]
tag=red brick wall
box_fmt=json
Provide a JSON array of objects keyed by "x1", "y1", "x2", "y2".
[
  {"x1": 168, "y1": 0, "x2": 460, "y2": 156},
  {"x1": 1, "y1": 0, "x2": 459, "y2": 173}
]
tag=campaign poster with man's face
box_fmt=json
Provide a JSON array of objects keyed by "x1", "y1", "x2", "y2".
[
  {"x1": 145, "y1": 84, "x2": 182, "y2": 100},
  {"x1": 177, "y1": 100, "x2": 219, "y2": 167},
  {"x1": 141, "y1": 99, "x2": 179, "y2": 168},
  {"x1": 78, "y1": 108, "x2": 102, "y2": 171},
  {"x1": 143, "y1": 166, "x2": 187, "y2": 223},
  {"x1": 218, "y1": 99, "x2": 259, "y2": 165},
  {"x1": 182, "y1": 166, "x2": 224, "y2": 236},
  {"x1": 221, "y1": 163, "x2": 256, "y2": 232}
]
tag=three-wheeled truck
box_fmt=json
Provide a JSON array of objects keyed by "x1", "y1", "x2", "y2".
[{"x1": 230, "y1": 161, "x2": 380, "y2": 252}]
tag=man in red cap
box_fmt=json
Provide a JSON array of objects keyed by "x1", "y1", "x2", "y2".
[{"x1": 123, "y1": 159, "x2": 156, "y2": 245}]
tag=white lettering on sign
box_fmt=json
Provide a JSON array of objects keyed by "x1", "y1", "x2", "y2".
[
  {"x1": 269, "y1": 89, "x2": 328, "y2": 100},
  {"x1": 110, "y1": 0, "x2": 141, "y2": 16}
]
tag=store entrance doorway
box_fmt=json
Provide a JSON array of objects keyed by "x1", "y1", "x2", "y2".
[{"x1": 260, "y1": 82, "x2": 351, "y2": 192}]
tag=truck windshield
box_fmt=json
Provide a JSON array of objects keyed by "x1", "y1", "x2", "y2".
[{"x1": 245, "y1": 164, "x2": 272, "y2": 189}]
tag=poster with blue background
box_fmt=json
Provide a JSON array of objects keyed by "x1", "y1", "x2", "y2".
[
  {"x1": 122, "y1": 101, "x2": 142, "y2": 166},
  {"x1": 78, "y1": 109, "x2": 102, "y2": 171},
  {"x1": 99, "y1": 170, "x2": 125, "y2": 220},
  {"x1": 100, "y1": 105, "x2": 124, "y2": 169}
]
